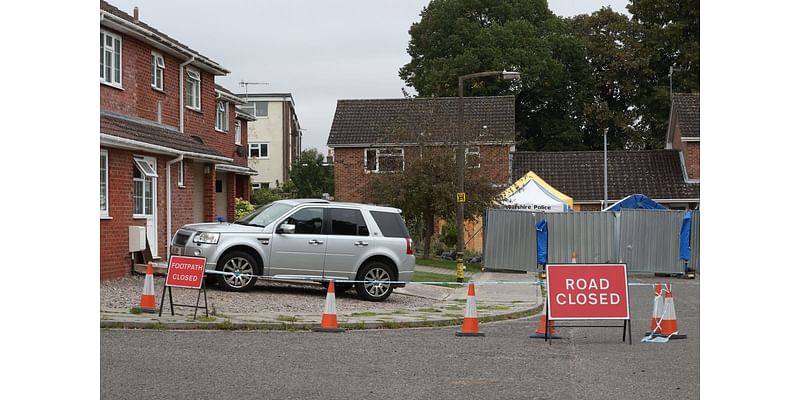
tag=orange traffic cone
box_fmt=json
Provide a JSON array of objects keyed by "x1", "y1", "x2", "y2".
[
  {"x1": 570, "y1": 250, "x2": 577, "y2": 263},
  {"x1": 139, "y1": 262, "x2": 157, "y2": 313},
  {"x1": 313, "y1": 280, "x2": 345, "y2": 332},
  {"x1": 456, "y1": 282, "x2": 484, "y2": 336},
  {"x1": 645, "y1": 283, "x2": 664, "y2": 335},
  {"x1": 529, "y1": 313, "x2": 561, "y2": 339},
  {"x1": 657, "y1": 284, "x2": 686, "y2": 339}
]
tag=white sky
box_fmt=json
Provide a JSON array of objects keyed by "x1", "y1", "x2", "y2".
[{"x1": 107, "y1": 0, "x2": 632, "y2": 154}]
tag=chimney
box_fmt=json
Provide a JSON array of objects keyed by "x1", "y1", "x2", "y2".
[{"x1": 133, "y1": 7, "x2": 139, "y2": 21}]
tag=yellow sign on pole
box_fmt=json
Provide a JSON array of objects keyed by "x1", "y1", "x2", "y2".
[{"x1": 456, "y1": 192, "x2": 466, "y2": 203}]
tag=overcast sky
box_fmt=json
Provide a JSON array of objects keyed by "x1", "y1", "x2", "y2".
[{"x1": 107, "y1": 0, "x2": 632, "y2": 154}]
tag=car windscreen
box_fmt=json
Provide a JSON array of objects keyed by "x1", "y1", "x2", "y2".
[
  {"x1": 369, "y1": 211, "x2": 410, "y2": 238},
  {"x1": 236, "y1": 202, "x2": 294, "y2": 227}
]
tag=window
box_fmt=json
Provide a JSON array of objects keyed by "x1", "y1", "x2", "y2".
[
  {"x1": 330, "y1": 208, "x2": 369, "y2": 236},
  {"x1": 249, "y1": 143, "x2": 269, "y2": 158},
  {"x1": 133, "y1": 157, "x2": 157, "y2": 216},
  {"x1": 215, "y1": 101, "x2": 228, "y2": 131},
  {"x1": 369, "y1": 211, "x2": 410, "y2": 238},
  {"x1": 151, "y1": 52, "x2": 164, "y2": 90},
  {"x1": 241, "y1": 101, "x2": 268, "y2": 117},
  {"x1": 216, "y1": 179, "x2": 223, "y2": 193},
  {"x1": 186, "y1": 68, "x2": 201, "y2": 110},
  {"x1": 252, "y1": 182, "x2": 269, "y2": 191},
  {"x1": 235, "y1": 120, "x2": 242, "y2": 145},
  {"x1": 466, "y1": 146, "x2": 480, "y2": 168},
  {"x1": 365, "y1": 148, "x2": 404, "y2": 173},
  {"x1": 178, "y1": 160, "x2": 185, "y2": 186},
  {"x1": 282, "y1": 207, "x2": 323, "y2": 235},
  {"x1": 100, "y1": 30, "x2": 121, "y2": 86},
  {"x1": 100, "y1": 150, "x2": 108, "y2": 216}
]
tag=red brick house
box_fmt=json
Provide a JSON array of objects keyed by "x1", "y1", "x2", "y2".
[
  {"x1": 100, "y1": 1, "x2": 256, "y2": 280},
  {"x1": 511, "y1": 93, "x2": 700, "y2": 211},
  {"x1": 327, "y1": 96, "x2": 516, "y2": 203}
]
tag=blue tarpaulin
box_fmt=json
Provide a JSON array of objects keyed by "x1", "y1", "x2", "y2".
[
  {"x1": 603, "y1": 194, "x2": 668, "y2": 212},
  {"x1": 679, "y1": 211, "x2": 692, "y2": 261},
  {"x1": 536, "y1": 220, "x2": 548, "y2": 265}
]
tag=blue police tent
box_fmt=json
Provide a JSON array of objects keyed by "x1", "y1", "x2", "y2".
[{"x1": 602, "y1": 194, "x2": 668, "y2": 212}]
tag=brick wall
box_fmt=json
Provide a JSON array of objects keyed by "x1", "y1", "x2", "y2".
[{"x1": 685, "y1": 142, "x2": 700, "y2": 180}]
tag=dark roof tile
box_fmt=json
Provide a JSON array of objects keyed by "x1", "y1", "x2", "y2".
[{"x1": 672, "y1": 93, "x2": 700, "y2": 138}]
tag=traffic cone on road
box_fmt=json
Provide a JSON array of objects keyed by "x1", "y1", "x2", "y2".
[
  {"x1": 313, "y1": 280, "x2": 345, "y2": 332},
  {"x1": 645, "y1": 283, "x2": 664, "y2": 335},
  {"x1": 570, "y1": 250, "x2": 577, "y2": 263},
  {"x1": 138, "y1": 262, "x2": 157, "y2": 313},
  {"x1": 657, "y1": 284, "x2": 686, "y2": 339},
  {"x1": 456, "y1": 282, "x2": 484, "y2": 337},
  {"x1": 529, "y1": 313, "x2": 561, "y2": 339}
]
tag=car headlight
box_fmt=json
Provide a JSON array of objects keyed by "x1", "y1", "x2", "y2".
[{"x1": 193, "y1": 232, "x2": 220, "y2": 244}]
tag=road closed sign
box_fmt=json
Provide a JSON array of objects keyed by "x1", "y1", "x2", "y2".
[
  {"x1": 166, "y1": 256, "x2": 206, "y2": 289},
  {"x1": 546, "y1": 264, "x2": 629, "y2": 320}
]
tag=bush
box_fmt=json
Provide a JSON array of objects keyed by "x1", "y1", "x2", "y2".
[
  {"x1": 235, "y1": 197, "x2": 256, "y2": 220},
  {"x1": 251, "y1": 188, "x2": 282, "y2": 206},
  {"x1": 438, "y1": 222, "x2": 457, "y2": 248}
]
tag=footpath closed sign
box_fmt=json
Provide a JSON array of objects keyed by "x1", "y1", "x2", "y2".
[
  {"x1": 166, "y1": 256, "x2": 206, "y2": 289},
  {"x1": 546, "y1": 264, "x2": 629, "y2": 320}
]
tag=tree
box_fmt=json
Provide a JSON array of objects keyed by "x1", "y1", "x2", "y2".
[
  {"x1": 371, "y1": 145, "x2": 498, "y2": 258},
  {"x1": 289, "y1": 149, "x2": 334, "y2": 198}
]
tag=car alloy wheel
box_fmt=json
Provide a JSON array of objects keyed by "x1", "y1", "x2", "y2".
[
  {"x1": 355, "y1": 261, "x2": 394, "y2": 301},
  {"x1": 218, "y1": 251, "x2": 258, "y2": 291}
]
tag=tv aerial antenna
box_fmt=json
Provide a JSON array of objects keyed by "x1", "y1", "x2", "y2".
[{"x1": 239, "y1": 80, "x2": 269, "y2": 102}]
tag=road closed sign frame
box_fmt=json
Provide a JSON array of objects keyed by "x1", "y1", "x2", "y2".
[{"x1": 546, "y1": 263, "x2": 630, "y2": 321}]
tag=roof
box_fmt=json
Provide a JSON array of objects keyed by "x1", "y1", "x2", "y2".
[
  {"x1": 100, "y1": 111, "x2": 226, "y2": 159},
  {"x1": 511, "y1": 150, "x2": 700, "y2": 202},
  {"x1": 327, "y1": 96, "x2": 516, "y2": 147},
  {"x1": 672, "y1": 93, "x2": 700, "y2": 139},
  {"x1": 215, "y1": 84, "x2": 245, "y2": 105},
  {"x1": 100, "y1": 1, "x2": 229, "y2": 75}
]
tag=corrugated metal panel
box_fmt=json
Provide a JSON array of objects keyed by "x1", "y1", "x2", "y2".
[
  {"x1": 619, "y1": 209, "x2": 684, "y2": 273},
  {"x1": 538, "y1": 212, "x2": 617, "y2": 264},
  {"x1": 482, "y1": 209, "x2": 537, "y2": 272},
  {"x1": 690, "y1": 210, "x2": 700, "y2": 273}
]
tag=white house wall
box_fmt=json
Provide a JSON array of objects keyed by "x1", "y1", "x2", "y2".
[{"x1": 248, "y1": 101, "x2": 285, "y2": 187}]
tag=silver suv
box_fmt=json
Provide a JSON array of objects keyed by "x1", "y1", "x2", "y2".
[{"x1": 170, "y1": 199, "x2": 415, "y2": 301}]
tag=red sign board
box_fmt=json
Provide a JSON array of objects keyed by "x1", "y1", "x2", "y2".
[
  {"x1": 166, "y1": 256, "x2": 206, "y2": 289},
  {"x1": 546, "y1": 264, "x2": 629, "y2": 320}
]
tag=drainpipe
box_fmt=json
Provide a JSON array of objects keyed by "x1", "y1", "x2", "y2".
[
  {"x1": 179, "y1": 57, "x2": 195, "y2": 132},
  {"x1": 166, "y1": 154, "x2": 184, "y2": 257}
]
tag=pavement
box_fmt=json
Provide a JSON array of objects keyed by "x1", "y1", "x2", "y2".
[{"x1": 100, "y1": 265, "x2": 544, "y2": 331}]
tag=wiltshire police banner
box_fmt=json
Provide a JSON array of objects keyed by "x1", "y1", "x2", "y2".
[{"x1": 546, "y1": 264, "x2": 629, "y2": 320}]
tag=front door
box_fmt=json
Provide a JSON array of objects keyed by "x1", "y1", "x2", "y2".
[
  {"x1": 215, "y1": 172, "x2": 228, "y2": 221},
  {"x1": 133, "y1": 156, "x2": 158, "y2": 258},
  {"x1": 269, "y1": 206, "x2": 326, "y2": 278}
]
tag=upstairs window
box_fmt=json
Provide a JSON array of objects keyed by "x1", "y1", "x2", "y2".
[
  {"x1": 365, "y1": 148, "x2": 404, "y2": 173},
  {"x1": 215, "y1": 101, "x2": 228, "y2": 131},
  {"x1": 241, "y1": 101, "x2": 268, "y2": 117},
  {"x1": 186, "y1": 68, "x2": 201, "y2": 110},
  {"x1": 466, "y1": 146, "x2": 480, "y2": 168},
  {"x1": 151, "y1": 52, "x2": 164, "y2": 90},
  {"x1": 250, "y1": 143, "x2": 269, "y2": 158},
  {"x1": 100, "y1": 30, "x2": 122, "y2": 86},
  {"x1": 235, "y1": 120, "x2": 242, "y2": 145}
]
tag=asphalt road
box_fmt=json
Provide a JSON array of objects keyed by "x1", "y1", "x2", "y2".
[{"x1": 101, "y1": 275, "x2": 699, "y2": 400}]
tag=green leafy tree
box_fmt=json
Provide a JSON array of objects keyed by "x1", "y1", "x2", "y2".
[
  {"x1": 289, "y1": 149, "x2": 334, "y2": 198},
  {"x1": 250, "y1": 187, "x2": 283, "y2": 206},
  {"x1": 371, "y1": 146, "x2": 499, "y2": 258}
]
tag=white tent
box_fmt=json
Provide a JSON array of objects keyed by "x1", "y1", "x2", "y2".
[{"x1": 498, "y1": 171, "x2": 573, "y2": 213}]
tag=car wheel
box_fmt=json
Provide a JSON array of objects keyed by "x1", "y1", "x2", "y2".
[
  {"x1": 217, "y1": 251, "x2": 259, "y2": 292},
  {"x1": 355, "y1": 261, "x2": 394, "y2": 302}
]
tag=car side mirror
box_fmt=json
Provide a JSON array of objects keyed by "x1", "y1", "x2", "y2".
[{"x1": 277, "y1": 223, "x2": 295, "y2": 234}]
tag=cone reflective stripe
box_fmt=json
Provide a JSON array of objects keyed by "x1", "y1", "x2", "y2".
[
  {"x1": 313, "y1": 281, "x2": 345, "y2": 332},
  {"x1": 139, "y1": 262, "x2": 157, "y2": 313},
  {"x1": 529, "y1": 314, "x2": 561, "y2": 339},
  {"x1": 456, "y1": 282, "x2": 484, "y2": 336},
  {"x1": 647, "y1": 283, "x2": 664, "y2": 335}
]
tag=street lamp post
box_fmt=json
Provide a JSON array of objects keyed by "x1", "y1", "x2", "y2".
[{"x1": 455, "y1": 70, "x2": 520, "y2": 282}]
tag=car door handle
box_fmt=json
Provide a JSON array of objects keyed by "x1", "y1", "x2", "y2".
[
  {"x1": 308, "y1": 239, "x2": 324, "y2": 245},
  {"x1": 354, "y1": 241, "x2": 368, "y2": 247}
]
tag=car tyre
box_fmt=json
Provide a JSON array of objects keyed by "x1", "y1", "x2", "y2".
[
  {"x1": 217, "y1": 250, "x2": 259, "y2": 292},
  {"x1": 355, "y1": 261, "x2": 394, "y2": 302}
]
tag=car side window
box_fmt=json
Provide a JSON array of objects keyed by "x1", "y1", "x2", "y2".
[
  {"x1": 330, "y1": 208, "x2": 369, "y2": 236},
  {"x1": 283, "y1": 207, "x2": 323, "y2": 234}
]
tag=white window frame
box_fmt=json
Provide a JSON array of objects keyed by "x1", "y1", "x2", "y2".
[
  {"x1": 235, "y1": 120, "x2": 242, "y2": 145},
  {"x1": 215, "y1": 101, "x2": 228, "y2": 132},
  {"x1": 364, "y1": 148, "x2": 404, "y2": 173},
  {"x1": 100, "y1": 30, "x2": 122, "y2": 87},
  {"x1": 466, "y1": 146, "x2": 480, "y2": 169},
  {"x1": 100, "y1": 150, "x2": 109, "y2": 217},
  {"x1": 242, "y1": 101, "x2": 268, "y2": 117},
  {"x1": 133, "y1": 157, "x2": 157, "y2": 217},
  {"x1": 186, "y1": 68, "x2": 201, "y2": 110},
  {"x1": 249, "y1": 143, "x2": 269, "y2": 159},
  {"x1": 151, "y1": 52, "x2": 165, "y2": 91},
  {"x1": 178, "y1": 159, "x2": 185, "y2": 187}
]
